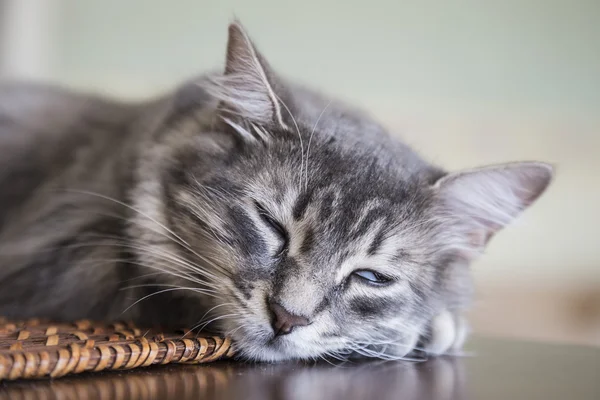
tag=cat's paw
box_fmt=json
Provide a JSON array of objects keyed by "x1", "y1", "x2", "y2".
[{"x1": 420, "y1": 310, "x2": 469, "y2": 356}]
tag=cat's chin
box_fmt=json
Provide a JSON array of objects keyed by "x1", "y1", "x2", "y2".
[
  {"x1": 230, "y1": 330, "x2": 333, "y2": 362},
  {"x1": 225, "y1": 323, "x2": 421, "y2": 362}
]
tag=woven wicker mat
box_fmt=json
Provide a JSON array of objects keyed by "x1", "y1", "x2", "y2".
[{"x1": 0, "y1": 317, "x2": 234, "y2": 381}]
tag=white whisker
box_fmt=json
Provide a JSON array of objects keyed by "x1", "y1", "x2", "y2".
[
  {"x1": 304, "y1": 101, "x2": 331, "y2": 190},
  {"x1": 121, "y1": 287, "x2": 211, "y2": 315},
  {"x1": 274, "y1": 93, "x2": 304, "y2": 191}
]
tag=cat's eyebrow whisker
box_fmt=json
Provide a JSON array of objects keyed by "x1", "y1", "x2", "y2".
[
  {"x1": 251, "y1": 123, "x2": 271, "y2": 143},
  {"x1": 274, "y1": 93, "x2": 304, "y2": 191},
  {"x1": 304, "y1": 101, "x2": 332, "y2": 191}
]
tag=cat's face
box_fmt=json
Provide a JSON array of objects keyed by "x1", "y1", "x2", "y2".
[
  {"x1": 134, "y1": 21, "x2": 553, "y2": 361},
  {"x1": 166, "y1": 129, "x2": 459, "y2": 361}
]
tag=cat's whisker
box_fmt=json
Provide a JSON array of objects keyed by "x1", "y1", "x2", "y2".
[
  {"x1": 346, "y1": 341, "x2": 428, "y2": 362},
  {"x1": 63, "y1": 199, "x2": 184, "y2": 230},
  {"x1": 194, "y1": 301, "x2": 236, "y2": 324},
  {"x1": 59, "y1": 189, "x2": 227, "y2": 275},
  {"x1": 121, "y1": 283, "x2": 219, "y2": 295},
  {"x1": 181, "y1": 197, "x2": 230, "y2": 246},
  {"x1": 90, "y1": 232, "x2": 230, "y2": 280},
  {"x1": 191, "y1": 178, "x2": 231, "y2": 202},
  {"x1": 54, "y1": 237, "x2": 225, "y2": 283},
  {"x1": 304, "y1": 101, "x2": 331, "y2": 190},
  {"x1": 61, "y1": 189, "x2": 193, "y2": 245},
  {"x1": 274, "y1": 93, "x2": 304, "y2": 191},
  {"x1": 317, "y1": 352, "x2": 340, "y2": 367},
  {"x1": 0, "y1": 238, "x2": 213, "y2": 287},
  {"x1": 180, "y1": 302, "x2": 237, "y2": 338},
  {"x1": 60, "y1": 256, "x2": 218, "y2": 290},
  {"x1": 224, "y1": 323, "x2": 249, "y2": 338},
  {"x1": 332, "y1": 351, "x2": 355, "y2": 365},
  {"x1": 121, "y1": 287, "x2": 216, "y2": 315},
  {"x1": 192, "y1": 313, "x2": 241, "y2": 334},
  {"x1": 119, "y1": 271, "x2": 168, "y2": 283}
]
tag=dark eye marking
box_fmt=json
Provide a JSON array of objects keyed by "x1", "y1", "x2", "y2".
[
  {"x1": 350, "y1": 296, "x2": 397, "y2": 317},
  {"x1": 292, "y1": 190, "x2": 313, "y2": 221},
  {"x1": 367, "y1": 227, "x2": 387, "y2": 256},
  {"x1": 254, "y1": 201, "x2": 288, "y2": 256},
  {"x1": 299, "y1": 227, "x2": 315, "y2": 255},
  {"x1": 352, "y1": 269, "x2": 393, "y2": 286}
]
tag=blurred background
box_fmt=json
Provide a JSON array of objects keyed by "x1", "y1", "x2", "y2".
[{"x1": 1, "y1": 0, "x2": 598, "y2": 346}]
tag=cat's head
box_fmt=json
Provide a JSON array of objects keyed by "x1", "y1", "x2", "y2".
[{"x1": 133, "y1": 21, "x2": 553, "y2": 361}]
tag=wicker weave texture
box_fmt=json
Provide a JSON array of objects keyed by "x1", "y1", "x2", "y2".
[{"x1": 0, "y1": 317, "x2": 234, "y2": 381}]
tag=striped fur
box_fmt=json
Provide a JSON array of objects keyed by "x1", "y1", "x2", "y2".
[{"x1": 0, "y1": 22, "x2": 553, "y2": 361}]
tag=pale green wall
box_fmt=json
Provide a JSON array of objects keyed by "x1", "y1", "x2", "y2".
[
  {"x1": 32, "y1": 1, "x2": 600, "y2": 285},
  {"x1": 53, "y1": 0, "x2": 599, "y2": 115}
]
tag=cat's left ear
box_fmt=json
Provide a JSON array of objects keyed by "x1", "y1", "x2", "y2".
[
  {"x1": 434, "y1": 161, "x2": 554, "y2": 253},
  {"x1": 205, "y1": 21, "x2": 288, "y2": 140}
]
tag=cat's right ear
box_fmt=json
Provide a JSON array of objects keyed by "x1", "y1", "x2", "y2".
[
  {"x1": 203, "y1": 21, "x2": 288, "y2": 142},
  {"x1": 433, "y1": 161, "x2": 554, "y2": 257}
]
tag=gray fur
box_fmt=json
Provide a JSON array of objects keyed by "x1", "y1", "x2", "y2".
[{"x1": 0, "y1": 22, "x2": 553, "y2": 361}]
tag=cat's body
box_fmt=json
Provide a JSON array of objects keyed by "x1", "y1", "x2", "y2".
[
  {"x1": 0, "y1": 22, "x2": 552, "y2": 361},
  {"x1": 0, "y1": 83, "x2": 151, "y2": 320}
]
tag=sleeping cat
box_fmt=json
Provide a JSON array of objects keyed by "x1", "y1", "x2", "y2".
[{"x1": 0, "y1": 21, "x2": 552, "y2": 361}]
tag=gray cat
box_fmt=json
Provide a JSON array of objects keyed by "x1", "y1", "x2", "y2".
[{"x1": 0, "y1": 21, "x2": 552, "y2": 361}]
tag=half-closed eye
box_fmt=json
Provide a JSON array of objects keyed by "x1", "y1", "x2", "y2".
[{"x1": 352, "y1": 269, "x2": 393, "y2": 286}]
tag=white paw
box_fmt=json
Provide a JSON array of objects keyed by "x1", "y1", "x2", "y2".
[{"x1": 424, "y1": 311, "x2": 468, "y2": 356}]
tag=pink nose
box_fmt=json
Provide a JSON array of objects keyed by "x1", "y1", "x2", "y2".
[{"x1": 269, "y1": 301, "x2": 309, "y2": 336}]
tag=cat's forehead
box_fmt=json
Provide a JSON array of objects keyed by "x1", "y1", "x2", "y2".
[
  {"x1": 248, "y1": 171, "x2": 427, "y2": 253},
  {"x1": 248, "y1": 148, "x2": 423, "y2": 215}
]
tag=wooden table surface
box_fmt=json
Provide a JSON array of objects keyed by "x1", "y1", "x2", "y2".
[{"x1": 1, "y1": 337, "x2": 598, "y2": 399}]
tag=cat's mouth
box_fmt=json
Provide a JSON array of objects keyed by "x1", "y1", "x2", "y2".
[
  {"x1": 253, "y1": 328, "x2": 301, "y2": 350},
  {"x1": 266, "y1": 332, "x2": 293, "y2": 347},
  {"x1": 224, "y1": 320, "x2": 325, "y2": 361}
]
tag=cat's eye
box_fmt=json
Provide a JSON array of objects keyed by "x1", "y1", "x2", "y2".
[
  {"x1": 352, "y1": 269, "x2": 392, "y2": 285},
  {"x1": 254, "y1": 201, "x2": 288, "y2": 255}
]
